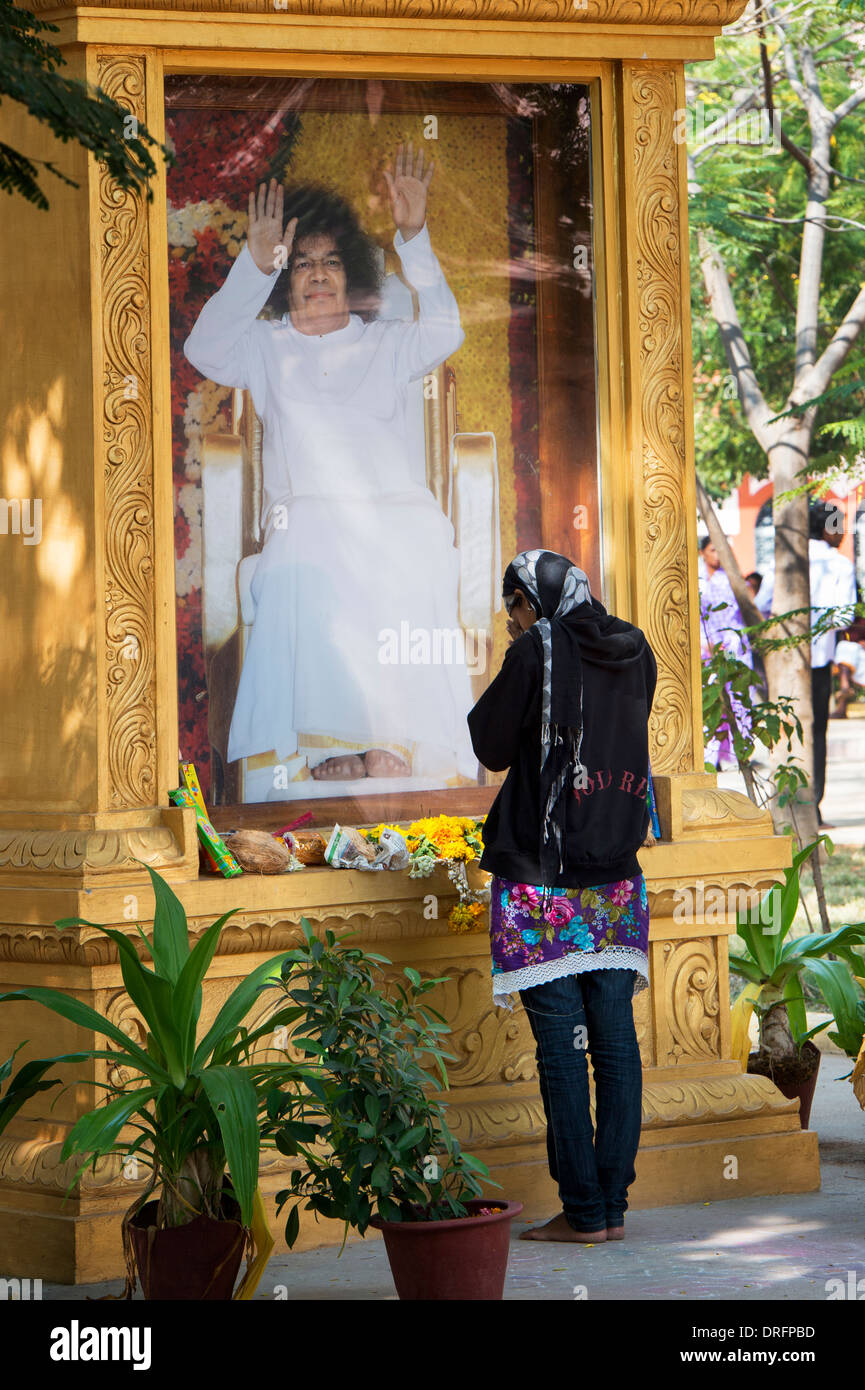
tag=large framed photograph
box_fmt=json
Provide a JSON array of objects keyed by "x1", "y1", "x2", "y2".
[{"x1": 166, "y1": 75, "x2": 601, "y2": 820}]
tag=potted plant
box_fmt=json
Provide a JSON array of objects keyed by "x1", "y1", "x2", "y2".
[
  {"x1": 0, "y1": 865, "x2": 314, "y2": 1299},
  {"x1": 730, "y1": 837, "x2": 865, "y2": 1128},
  {"x1": 266, "y1": 920, "x2": 522, "y2": 1300}
]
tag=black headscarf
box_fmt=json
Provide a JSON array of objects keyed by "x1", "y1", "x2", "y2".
[{"x1": 503, "y1": 549, "x2": 649, "y2": 892}]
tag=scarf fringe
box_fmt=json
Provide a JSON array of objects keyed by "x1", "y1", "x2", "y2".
[{"x1": 540, "y1": 723, "x2": 580, "y2": 889}]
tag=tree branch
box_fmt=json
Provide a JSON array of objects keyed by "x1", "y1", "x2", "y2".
[
  {"x1": 756, "y1": 9, "x2": 813, "y2": 175},
  {"x1": 831, "y1": 84, "x2": 865, "y2": 127},
  {"x1": 695, "y1": 474, "x2": 765, "y2": 629},
  {"x1": 763, "y1": 0, "x2": 810, "y2": 108},
  {"x1": 793, "y1": 281, "x2": 865, "y2": 403},
  {"x1": 696, "y1": 228, "x2": 775, "y2": 451}
]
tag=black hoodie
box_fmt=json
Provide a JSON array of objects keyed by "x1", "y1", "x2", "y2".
[{"x1": 468, "y1": 626, "x2": 657, "y2": 889}]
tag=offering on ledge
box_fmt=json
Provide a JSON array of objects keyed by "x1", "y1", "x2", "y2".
[
  {"x1": 169, "y1": 784, "x2": 242, "y2": 877},
  {"x1": 223, "y1": 829, "x2": 303, "y2": 874},
  {"x1": 290, "y1": 831, "x2": 328, "y2": 865},
  {"x1": 325, "y1": 824, "x2": 379, "y2": 869}
]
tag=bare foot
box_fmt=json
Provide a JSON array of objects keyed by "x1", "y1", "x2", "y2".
[
  {"x1": 363, "y1": 749, "x2": 411, "y2": 778},
  {"x1": 310, "y1": 755, "x2": 366, "y2": 780},
  {"x1": 519, "y1": 1213, "x2": 606, "y2": 1243}
]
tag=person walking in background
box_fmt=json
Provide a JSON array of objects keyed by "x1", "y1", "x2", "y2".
[
  {"x1": 832, "y1": 616, "x2": 865, "y2": 718},
  {"x1": 744, "y1": 572, "x2": 768, "y2": 698},
  {"x1": 467, "y1": 550, "x2": 657, "y2": 1244},
  {"x1": 832, "y1": 615, "x2": 865, "y2": 718},
  {"x1": 698, "y1": 536, "x2": 755, "y2": 769},
  {"x1": 746, "y1": 571, "x2": 763, "y2": 601},
  {"x1": 754, "y1": 501, "x2": 857, "y2": 825},
  {"x1": 808, "y1": 507, "x2": 858, "y2": 821}
]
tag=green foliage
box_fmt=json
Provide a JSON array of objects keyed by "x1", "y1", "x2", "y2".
[
  {"x1": 687, "y1": 9, "x2": 865, "y2": 493},
  {"x1": 0, "y1": 865, "x2": 314, "y2": 1228},
  {"x1": 701, "y1": 600, "x2": 865, "y2": 802},
  {"x1": 0, "y1": 1042, "x2": 91, "y2": 1133},
  {"x1": 730, "y1": 838, "x2": 865, "y2": 1059},
  {"x1": 0, "y1": 0, "x2": 172, "y2": 209},
  {"x1": 267, "y1": 920, "x2": 499, "y2": 1248},
  {"x1": 700, "y1": 605, "x2": 807, "y2": 805},
  {"x1": 793, "y1": 957, "x2": 865, "y2": 1059}
]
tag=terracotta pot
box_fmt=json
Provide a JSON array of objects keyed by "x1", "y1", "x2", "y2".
[
  {"x1": 747, "y1": 1039, "x2": 821, "y2": 1129},
  {"x1": 369, "y1": 1199, "x2": 523, "y2": 1300},
  {"x1": 128, "y1": 1194, "x2": 246, "y2": 1300}
]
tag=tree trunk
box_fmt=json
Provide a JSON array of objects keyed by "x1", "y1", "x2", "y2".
[
  {"x1": 761, "y1": 431, "x2": 818, "y2": 847},
  {"x1": 760, "y1": 998, "x2": 799, "y2": 1064},
  {"x1": 157, "y1": 1146, "x2": 224, "y2": 1228}
]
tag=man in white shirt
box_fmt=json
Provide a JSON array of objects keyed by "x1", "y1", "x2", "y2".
[
  {"x1": 754, "y1": 501, "x2": 857, "y2": 823},
  {"x1": 184, "y1": 147, "x2": 478, "y2": 793}
]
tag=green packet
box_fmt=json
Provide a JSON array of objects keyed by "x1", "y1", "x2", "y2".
[{"x1": 169, "y1": 785, "x2": 242, "y2": 877}]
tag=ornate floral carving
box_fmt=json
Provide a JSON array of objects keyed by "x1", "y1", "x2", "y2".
[
  {"x1": 680, "y1": 787, "x2": 774, "y2": 832},
  {"x1": 629, "y1": 65, "x2": 694, "y2": 776},
  {"x1": 642, "y1": 1072, "x2": 798, "y2": 1126},
  {"x1": 95, "y1": 53, "x2": 157, "y2": 811},
  {"x1": 0, "y1": 825, "x2": 185, "y2": 879},
  {"x1": 648, "y1": 879, "x2": 783, "y2": 922},
  {"x1": 0, "y1": 899, "x2": 439, "y2": 964},
  {"x1": 660, "y1": 937, "x2": 719, "y2": 1062},
  {"x1": 633, "y1": 984, "x2": 653, "y2": 1067},
  {"x1": 0, "y1": 1134, "x2": 126, "y2": 1193},
  {"x1": 440, "y1": 1094, "x2": 548, "y2": 1148},
  {"x1": 408, "y1": 967, "x2": 538, "y2": 1087},
  {"x1": 26, "y1": 0, "x2": 749, "y2": 19},
  {"x1": 99, "y1": 987, "x2": 150, "y2": 1089}
]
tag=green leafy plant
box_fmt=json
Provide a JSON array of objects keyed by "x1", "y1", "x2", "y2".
[
  {"x1": 729, "y1": 838, "x2": 865, "y2": 1071},
  {"x1": 265, "y1": 920, "x2": 500, "y2": 1250},
  {"x1": 795, "y1": 958, "x2": 865, "y2": 1070},
  {"x1": 701, "y1": 628, "x2": 806, "y2": 808},
  {"x1": 0, "y1": 1043, "x2": 91, "y2": 1135},
  {"x1": 0, "y1": 865, "x2": 313, "y2": 1233},
  {"x1": 701, "y1": 601, "x2": 865, "y2": 812}
]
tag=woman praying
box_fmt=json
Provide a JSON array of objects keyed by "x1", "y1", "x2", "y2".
[{"x1": 467, "y1": 548, "x2": 657, "y2": 1243}]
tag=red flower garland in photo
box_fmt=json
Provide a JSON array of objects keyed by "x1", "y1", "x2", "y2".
[{"x1": 166, "y1": 92, "x2": 300, "y2": 799}]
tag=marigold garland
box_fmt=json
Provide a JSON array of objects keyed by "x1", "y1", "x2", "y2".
[
  {"x1": 448, "y1": 901, "x2": 487, "y2": 934},
  {"x1": 359, "y1": 816, "x2": 489, "y2": 932}
]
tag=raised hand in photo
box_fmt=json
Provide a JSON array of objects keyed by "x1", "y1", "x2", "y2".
[
  {"x1": 247, "y1": 179, "x2": 298, "y2": 275},
  {"x1": 382, "y1": 141, "x2": 434, "y2": 241}
]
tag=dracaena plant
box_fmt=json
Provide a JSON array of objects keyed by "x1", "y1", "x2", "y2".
[
  {"x1": 0, "y1": 865, "x2": 314, "y2": 1231},
  {"x1": 730, "y1": 837, "x2": 865, "y2": 1070},
  {"x1": 264, "y1": 920, "x2": 499, "y2": 1250}
]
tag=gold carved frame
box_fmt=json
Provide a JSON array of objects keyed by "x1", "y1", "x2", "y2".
[{"x1": 90, "y1": 48, "x2": 701, "y2": 831}]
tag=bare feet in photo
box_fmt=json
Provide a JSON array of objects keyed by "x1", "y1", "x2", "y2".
[
  {"x1": 310, "y1": 755, "x2": 366, "y2": 780},
  {"x1": 519, "y1": 1213, "x2": 607, "y2": 1243},
  {"x1": 362, "y1": 749, "x2": 411, "y2": 777},
  {"x1": 309, "y1": 750, "x2": 411, "y2": 780}
]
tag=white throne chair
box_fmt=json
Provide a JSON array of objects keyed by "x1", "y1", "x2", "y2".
[{"x1": 200, "y1": 258, "x2": 501, "y2": 804}]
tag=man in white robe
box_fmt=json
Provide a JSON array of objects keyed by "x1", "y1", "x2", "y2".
[{"x1": 183, "y1": 146, "x2": 478, "y2": 790}]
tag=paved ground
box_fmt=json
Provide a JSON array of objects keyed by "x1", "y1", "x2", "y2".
[
  {"x1": 40, "y1": 1048, "x2": 863, "y2": 1302},
  {"x1": 32, "y1": 717, "x2": 865, "y2": 1304},
  {"x1": 717, "y1": 709, "x2": 865, "y2": 845}
]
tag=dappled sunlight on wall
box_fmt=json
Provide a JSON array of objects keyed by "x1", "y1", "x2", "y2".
[{"x1": 0, "y1": 382, "x2": 96, "y2": 809}]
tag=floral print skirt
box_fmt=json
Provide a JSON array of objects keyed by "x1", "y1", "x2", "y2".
[{"x1": 489, "y1": 874, "x2": 649, "y2": 1009}]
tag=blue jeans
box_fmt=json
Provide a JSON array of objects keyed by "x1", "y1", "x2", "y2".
[{"x1": 519, "y1": 967, "x2": 643, "y2": 1233}]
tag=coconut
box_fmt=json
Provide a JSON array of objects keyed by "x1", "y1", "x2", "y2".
[{"x1": 223, "y1": 829, "x2": 292, "y2": 874}]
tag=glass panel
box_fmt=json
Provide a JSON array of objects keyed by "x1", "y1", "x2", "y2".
[{"x1": 165, "y1": 75, "x2": 601, "y2": 819}]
